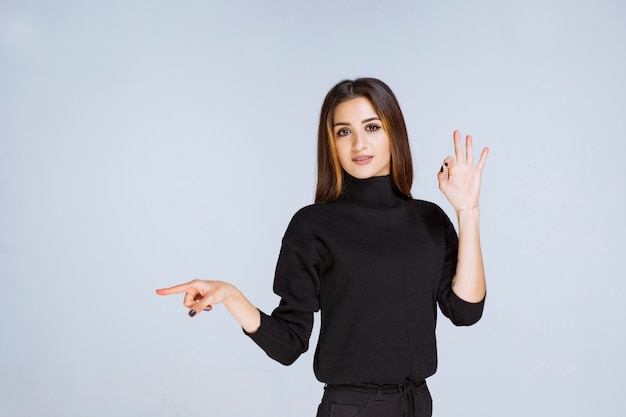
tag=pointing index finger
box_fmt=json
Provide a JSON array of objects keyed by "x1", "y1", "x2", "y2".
[{"x1": 155, "y1": 282, "x2": 194, "y2": 296}]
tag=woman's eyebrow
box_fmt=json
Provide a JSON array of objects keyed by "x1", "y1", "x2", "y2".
[{"x1": 333, "y1": 117, "x2": 381, "y2": 128}]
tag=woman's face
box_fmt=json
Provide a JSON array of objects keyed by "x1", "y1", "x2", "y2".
[{"x1": 332, "y1": 97, "x2": 391, "y2": 179}]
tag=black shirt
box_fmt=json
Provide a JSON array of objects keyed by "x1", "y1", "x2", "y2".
[{"x1": 247, "y1": 173, "x2": 484, "y2": 384}]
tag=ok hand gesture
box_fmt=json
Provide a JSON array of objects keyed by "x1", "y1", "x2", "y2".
[{"x1": 437, "y1": 130, "x2": 489, "y2": 212}]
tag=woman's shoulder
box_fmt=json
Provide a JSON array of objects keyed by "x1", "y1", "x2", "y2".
[
  {"x1": 409, "y1": 198, "x2": 452, "y2": 223},
  {"x1": 409, "y1": 198, "x2": 444, "y2": 211},
  {"x1": 281, "y1": 203, "x2": 337, "y2": 254},
  {"x1": 411, "y1": 198, "x2": 440, "y2": 208},
  {"x1": 288, "y1": 201, "x2": 337, "y2": 226}
]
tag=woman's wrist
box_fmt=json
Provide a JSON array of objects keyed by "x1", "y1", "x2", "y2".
[
  {"x1": 455, "y1": 207, "x2": 480, "y2": 227},
  {"x1": 455, "y1": 206, "x2": 480, "y2": 215},
  {"x1": 222, "y1": 286, "x2": 261, "y2": 334},
  {"x1": 456, "y1": 209, "x2": 478, "y2": 214}
]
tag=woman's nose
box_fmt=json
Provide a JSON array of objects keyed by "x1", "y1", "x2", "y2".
[{"x1": 351, "y1": 131, "x2": 366, "y2": 151}]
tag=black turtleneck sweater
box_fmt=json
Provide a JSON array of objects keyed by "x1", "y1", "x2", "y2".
[{"x1": 247, "y1": 174, "x2": 484, "y2": 384}]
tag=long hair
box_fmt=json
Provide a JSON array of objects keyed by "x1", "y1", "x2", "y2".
[{"x1": 315, "y1": 78, "x2": 414, "y2": 203}]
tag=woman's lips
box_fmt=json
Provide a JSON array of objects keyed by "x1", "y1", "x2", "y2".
[{"x1": 352, "y1": 155, "x2": 373, "y2": 165}]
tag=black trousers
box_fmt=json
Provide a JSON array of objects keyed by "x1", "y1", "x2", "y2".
[{"x1": 315, "y1": 381, "x2": 432, "y2": 417}]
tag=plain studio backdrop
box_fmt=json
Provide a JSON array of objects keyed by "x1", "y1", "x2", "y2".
[{"x1": 1, "y1": 1, "x2": 625, "y2": 416}]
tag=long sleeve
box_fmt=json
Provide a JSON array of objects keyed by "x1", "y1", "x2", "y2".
[
  {"x1": 436, "y1": 209, "x2": 485, "y2": 326},
  {"x1": 245, "y1": 217, "x2": 321, "y2": 365}
]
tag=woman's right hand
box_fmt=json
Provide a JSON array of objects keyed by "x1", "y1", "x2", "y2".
[
  {"x1": 156, "y1": 280, "x2": 261, "y2": 333},
  {"x1": 156, "y1": 280, "x2": 236, "y2": 318}
]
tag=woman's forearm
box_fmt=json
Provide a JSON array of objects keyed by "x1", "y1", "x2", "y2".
[
  {"x1": 451, "y1": 207, "x2": 486, "y2": 303},
  {"x1": 222, "y1": 286, "x2": 261, "y2": 334}
]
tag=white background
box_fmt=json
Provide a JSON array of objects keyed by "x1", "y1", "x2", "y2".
[{"x1": 1, "y1": 1, "x2": 625, "y2": 416}]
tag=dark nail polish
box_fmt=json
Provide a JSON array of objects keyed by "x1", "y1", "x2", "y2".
[
  {"x1": 188, "y1": 309, "x2": 196, "y2": 317},
  {"x1": 203, "y1": 306, "x2": 212, "y2": 312},
  {"x1": 444, "y1": 162, "x2": 449, "y2": 167},
  {"x1": 439, "y1": 166, "x2": 443, "y2": 173}
]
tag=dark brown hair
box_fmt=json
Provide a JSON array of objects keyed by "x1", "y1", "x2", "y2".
[{"x1": 315, "y1": 78, "x2": 414, "y2": 203}]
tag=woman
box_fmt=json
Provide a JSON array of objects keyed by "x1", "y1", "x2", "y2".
[{"x1": 157, "y1": 78, "x2": 488, "y2": 417}]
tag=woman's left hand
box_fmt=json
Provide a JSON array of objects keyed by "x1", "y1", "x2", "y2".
[{"x1": 437, "y1": 130, "x2": 489, "y2": 211}]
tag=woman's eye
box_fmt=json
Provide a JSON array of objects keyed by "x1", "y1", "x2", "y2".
[
  {"x1": 365, "y1": 124, "x2": 381, "y2": 132},
  {"x1": 336, "y1": 128, "x2": 350, "y2": 137}
]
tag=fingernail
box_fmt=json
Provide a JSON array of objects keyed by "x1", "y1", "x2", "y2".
[
  {"x1": 439, "y1": 165, "x2": 443, "y2": 173},
  {"x1": 188, "y1": 309, "x2": 196, "y2": 318},
  {"x1": 203, "y1": 306, "x2": 212, "y2": 312},
  {"x1": 444, "y1": 162, "x2": 449, "y2": 167}
]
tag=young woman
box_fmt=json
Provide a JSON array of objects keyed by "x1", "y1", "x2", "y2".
[{"x1": 157, "y1": 78, "x2": 489, "y2": 417}]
